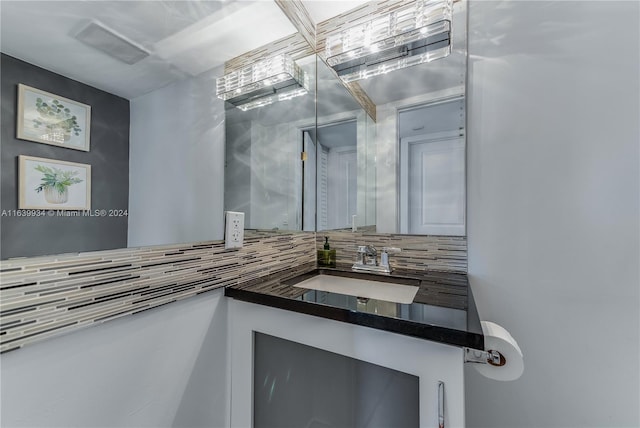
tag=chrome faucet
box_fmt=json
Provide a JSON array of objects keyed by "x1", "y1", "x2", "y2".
[
  {"x1": 353, "y1": 245, "x2": 400, "y2": 274},
  {"x1": 363, "y1": 245, "x2": 378, "y2": 265}
]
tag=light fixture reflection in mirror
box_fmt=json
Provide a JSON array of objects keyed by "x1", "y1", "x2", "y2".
[
  {"x1": 325, "y1": 0, "x2": 453, "y2": 83},
  {"x1": 216, "y1": 53, "x2": 309, "y2": 111}
]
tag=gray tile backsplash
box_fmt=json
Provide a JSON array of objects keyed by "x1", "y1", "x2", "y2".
[
  {"x1": 0, "y1": 233, "x2": 315, "y2": 353},
  {"x1": 318, "y1": 230, "x2": 467, "y2": 274},
  {"x1": 1, "y1": 231, "x2": 465, "y2": 353}
]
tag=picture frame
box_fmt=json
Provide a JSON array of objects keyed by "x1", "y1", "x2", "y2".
[
  {"x1": 16, "y1": 84, "x2": 91, "y2": 152},
  {"x1": 19, "y1": 155, "x2": 91, "y2": 210}
]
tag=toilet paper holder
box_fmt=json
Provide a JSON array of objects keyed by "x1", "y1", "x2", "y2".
[
  {"x1": 464, "y1": 347, "x2": 506, "y2": 367},
  {"x1": 466, "y1": 322, "x2": 524, "y2": 380}
]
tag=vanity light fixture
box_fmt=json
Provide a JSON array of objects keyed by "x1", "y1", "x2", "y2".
[
  {"x1": 325, "y1": 0, "x2": 453, "y2": 83},
  {"x1": 216, "y1": 54, "x2": 309, "y2": 111}
]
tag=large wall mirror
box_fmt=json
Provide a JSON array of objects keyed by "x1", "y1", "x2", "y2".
[
  {"x1": 0, "y1": 0, "x2": 466, "y2": 260},
  {"x1": 224, "y1": 0, "x2": 467, "y2": 236}
]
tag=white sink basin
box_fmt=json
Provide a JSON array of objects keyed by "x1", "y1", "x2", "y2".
[{"x1": 292, "y1": 275, "x2": 419, "y2": 304}]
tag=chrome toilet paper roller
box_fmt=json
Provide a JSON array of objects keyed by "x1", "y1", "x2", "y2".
[{"x1": 464, "y1": 321, "x2": 524, "y2": 381}]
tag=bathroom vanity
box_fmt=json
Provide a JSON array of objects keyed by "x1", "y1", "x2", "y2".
[{"x1": 225, "y1": 266, "x2": 483, "y2": 428}]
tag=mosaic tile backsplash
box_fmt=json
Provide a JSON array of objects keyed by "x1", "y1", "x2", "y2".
[
  {"x1": 1, "y1": 231, "x2": 465, "y2": 353},
  {"x1": 317, "y1": 230, "x2": 467, "y2": 274},
  {"x1": 0, "y1": 233, "x2": 316, "y2": 353}
]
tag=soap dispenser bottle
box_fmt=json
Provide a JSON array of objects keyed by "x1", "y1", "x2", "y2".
[{"x1": 318, "y1": 236, "x2": 336, "y2": 268}]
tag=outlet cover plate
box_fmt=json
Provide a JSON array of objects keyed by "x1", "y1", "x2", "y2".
[{"x1": 225, "y1": 211, "x2": 245, "y2": 249}]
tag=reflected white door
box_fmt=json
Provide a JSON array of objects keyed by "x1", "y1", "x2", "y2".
[
  {"x1": 328, "y1": 147, "x2": 357, "y2": 229},
  {"x1": 302, "y1": 131, "x2": 316, "y2": 232},
  {"x1": 400, "y1": 132, "x2": 465, "y2": 235},
  {"x1": 318, "y1": 146, "x2": 329, "y2": 230}
]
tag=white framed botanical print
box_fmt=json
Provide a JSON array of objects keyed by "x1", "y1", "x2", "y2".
[
  {"x1": 19, "y1": 155, "x2": 91, "y2": 210},
  {"x1": 16, "y1": 84, "x2": 91, "y2": 151}
]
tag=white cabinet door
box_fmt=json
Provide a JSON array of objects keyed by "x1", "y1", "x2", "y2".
[{"x1": 229, "y1": 300, "x2": 465, "y2": 428}]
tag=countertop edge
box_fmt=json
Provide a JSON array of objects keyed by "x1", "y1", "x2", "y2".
[{"x1": 225, "y1": 286, "x2": 484, "y2": 350}]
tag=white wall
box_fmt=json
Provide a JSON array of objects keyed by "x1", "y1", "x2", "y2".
[
  {"x1": 128, "y1": 66, "x2": 225, "y2": 246},
  {"x1": 465, "y1": 2, "x2": 639, "y2": 427},
  {"x1": 0, "y1": 289, "x2": 229, "y2": 428}
]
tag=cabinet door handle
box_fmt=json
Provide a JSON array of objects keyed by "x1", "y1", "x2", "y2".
[{"x1": 438, "y1": 381, "x2": 445, "y2": 428}]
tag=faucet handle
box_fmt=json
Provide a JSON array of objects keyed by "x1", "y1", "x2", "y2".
[
  {"x1": 382, "y1": 247, "x2": 401, "y2": 254},
  {"x1": 355, "y1": 245, "x2": 379, "y2": 266},
  {"x1": 380, "y1": 247, "x2": 401, "y2": 270}
]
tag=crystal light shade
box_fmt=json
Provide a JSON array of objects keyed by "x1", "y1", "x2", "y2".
[
  {"x1": 325, "y1": 0, "x2": 453, "y2": 83},
  {"x1": 216, "y1": 54, "x2": 309, "y2": 111}
]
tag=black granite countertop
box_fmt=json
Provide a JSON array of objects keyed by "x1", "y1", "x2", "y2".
[{"x1": 225, "y1": 263, "x2": 484, "y2": 349}]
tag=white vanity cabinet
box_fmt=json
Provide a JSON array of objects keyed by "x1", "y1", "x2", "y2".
[{"x1": 228, "y1": 299, "x2": 466, "y2": 428}]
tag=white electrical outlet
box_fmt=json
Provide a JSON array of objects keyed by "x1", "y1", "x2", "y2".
[{"x1": 224, "y1": 211, "x2": 245, "y2": 249}]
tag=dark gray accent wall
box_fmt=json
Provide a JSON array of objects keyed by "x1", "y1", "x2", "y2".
[{"x1": 1, "y1": 54, "x2": 129, "y2": 259}]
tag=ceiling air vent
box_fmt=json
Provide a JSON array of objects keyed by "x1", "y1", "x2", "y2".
[{"x1": 74, "y1": 21, "x2": 149, "y2": 65}]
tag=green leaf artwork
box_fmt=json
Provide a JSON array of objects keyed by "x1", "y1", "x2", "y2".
[
  {"x1": 32, "y1": 97, "x2": 82, "y2": 136},
  {"x1": 34, "y1": 165, "x2": 83, "y2": 195}
]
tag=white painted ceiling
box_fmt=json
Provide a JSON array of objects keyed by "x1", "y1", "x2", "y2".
[{"x1": 0, "y1": 1, "x2": 298, "y2": 99}]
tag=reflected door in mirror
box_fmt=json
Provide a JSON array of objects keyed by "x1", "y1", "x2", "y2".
[
  {"x1": 399, "y1": 98, "x2": 465, "y2": 235},
  {"x1": 315, "y1": 120, "x2": 358, "y2": 231}
]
